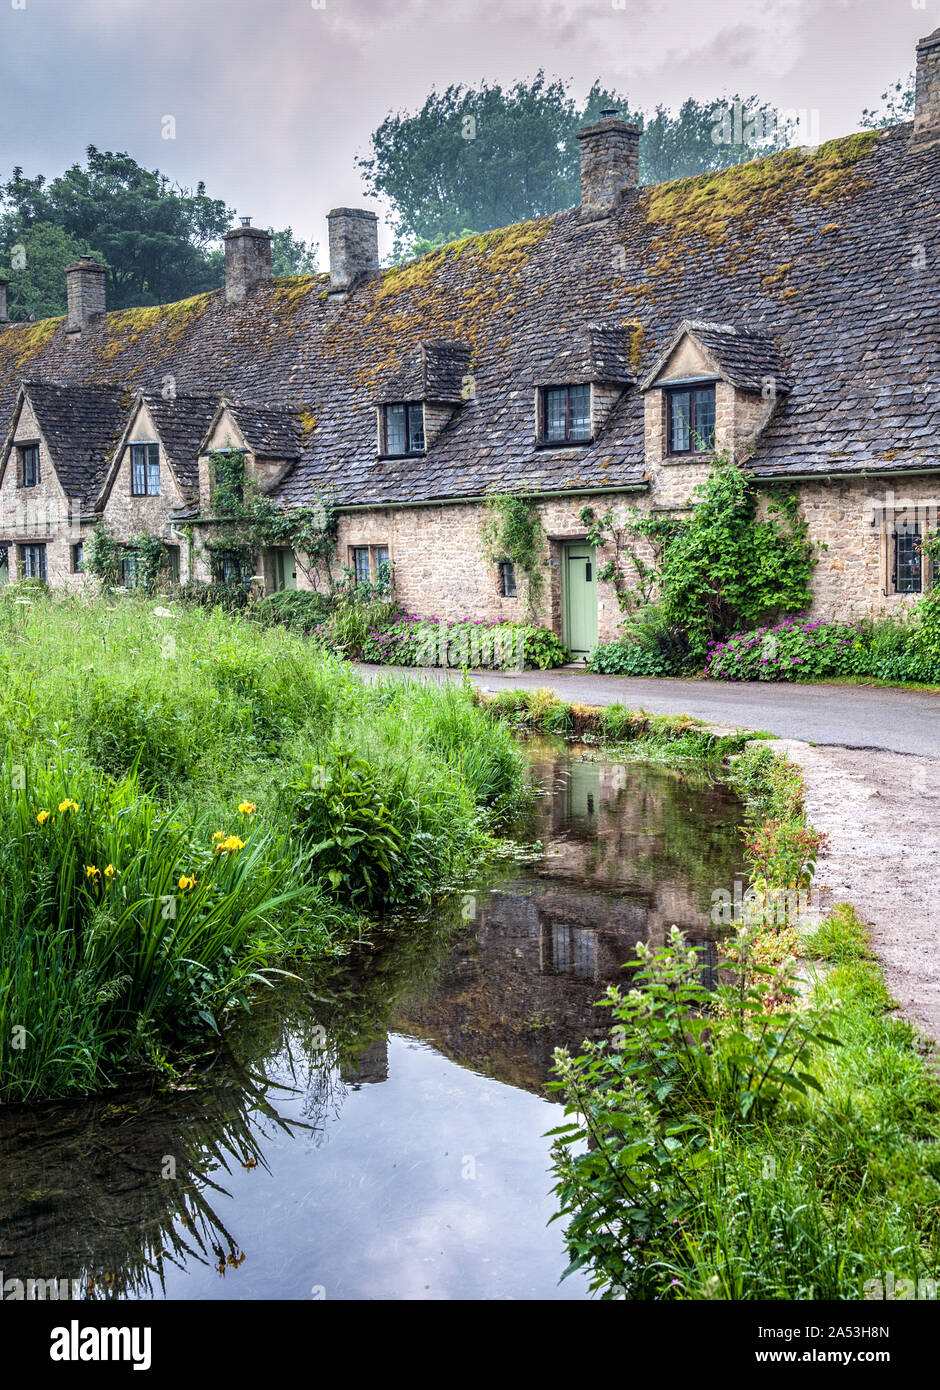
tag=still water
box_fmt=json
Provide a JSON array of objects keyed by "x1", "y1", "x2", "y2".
[{"x1": 0, "y1": 742, "x2": 745, "y2": 1301}]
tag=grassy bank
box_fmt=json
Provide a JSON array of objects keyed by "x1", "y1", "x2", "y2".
[
  {"x1": 550, "y1": 743, "x2": 940, "y2": 1299},
  {"x1": 474, "y1": 686, "x2": 755, "y2": 758},
  {"x1": 0, "y1": 592, "x2": 527, "y2": 1102}
]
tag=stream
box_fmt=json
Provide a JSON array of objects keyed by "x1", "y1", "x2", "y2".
[{"x1": 0, "y1": 740, "x2": 746, "y2": 1301}]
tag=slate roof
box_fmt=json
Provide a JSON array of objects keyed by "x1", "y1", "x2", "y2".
[
  {"x1": 375, "y1": 339, "x2": 472, "y2": 405},
  {"x1": 641, "y1": 319, "x2": 792, "y2": 393},
  {"x1": 139, "y1": 393, "x2": 218, "y2": 493},
  {"x1": 535, "y1": 324, "x2": 636, "y2": 386},
  {"x1": 0, "y1": 124, "x2": 935, "y2": 508},
  {"x1": 12, "y1": 382, "x2": 129, "y2": 504},
  {"x1": 218, "y1": 401, "x2": 305, "y2": 459}
]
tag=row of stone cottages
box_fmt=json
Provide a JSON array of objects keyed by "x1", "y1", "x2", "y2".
[{"x1": 0, "y1": 26, "x2": 936, "y2": 655}]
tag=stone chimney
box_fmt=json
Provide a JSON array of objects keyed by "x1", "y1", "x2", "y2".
[
  {"x1": 0, "y1": 276, "x2": 8, "y2": 323},
  {"x1": 65, "y1": 256, "x2": 107, "y2": 332},
  {"x1": 912, "y1": 26, "x2": 940, "y2": 148},
  {"x1": 224, "y1": 218, "x2": 272, "y2": 303},
  {"x1": 577, "y1": 110, "x2": 640, "y2": 218},
  {"x1": 327, "y1": 207, "x2": 379, "y2": 294}
]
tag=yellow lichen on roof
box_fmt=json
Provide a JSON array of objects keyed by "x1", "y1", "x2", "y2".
[
  {"x1": 273, "y1": 275, "x2": 326, "y2": 313},
  {"x1": 349, "y1": 216, "x2": 554, "y2": 390},
  {"x1": 642, "y1": 131, "x2": 880, "y2": 248},
  {"x1": 298, "y1": 409, "x2": 318, "y2": 440},
  {"x1": 0, "y1": 315, "x2": 65, "y2": 373},
  {"x1": 100, "y1": 292, "x2": 214, "y2": 364},
  {"x1": 626, "y1": 320, "x2": 646, "y2": 374}
]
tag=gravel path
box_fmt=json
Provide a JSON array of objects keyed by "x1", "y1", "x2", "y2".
[{"x1": 769, "y1": 740, "x2": 940, "y2": 1044}]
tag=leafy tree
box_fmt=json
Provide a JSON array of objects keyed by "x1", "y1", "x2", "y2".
[
  {"x1": 1, "y1": 146, "x2": 232, "y2": 309},
  {"x1": 360, "y1": 75, "x2": 631, "y2": 258},
  {"x1": 268, "y1": 226, "x2": 319, "y2": 276},
  {"x1": 360, "y1": 76, "x2": 792, "y2": 257},
  {"x1": 860, "y1": 72, "x2": 915, "y2": 129},
  {"x1": 0, "y1": 221, "x2": 96, "y2": 321},
  {"x1": 639, "y1": 97, "x2": 794, "y2": 184}
]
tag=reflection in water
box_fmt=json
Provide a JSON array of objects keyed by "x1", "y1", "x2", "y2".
[{"x1": 0, "y1": 742, "x2": 744, "y2": 1301}]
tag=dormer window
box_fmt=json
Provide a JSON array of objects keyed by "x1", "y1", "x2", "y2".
[
  {"x1": 382, "y1": 402, "x2": 425, "y2": 457},
  {"x1": 666, "y1": 385, "x2": 716, "y2": 454},
  {"x1": 130, "y1": 442, "x2": 161, "y2": 496},
  {"x1": 541, "y1": 385, "x2": 591, "y2": 446}
]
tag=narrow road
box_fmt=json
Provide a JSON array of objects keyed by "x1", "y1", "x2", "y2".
[{"x1": 354, "y1": 664, "x2": 940, "y2": 758}]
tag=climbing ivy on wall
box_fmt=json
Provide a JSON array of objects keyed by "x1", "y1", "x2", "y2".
[
  {"x1": 481, "y1": 492, "x2": 546, "y2": 614},
  {"x1": 85, "y1": 523, "x2": 122, "y2": 587},
  {"x1": 85, "y1": 523, "x2": 173, "y2": 591},
  {"x1": 211, "y1": 450, "x2": 247, "y2": 517},
  {"x1": 587, "y1": 457, "x2": 816, "y2": 665},
  {"x1": 207, "y1": 449, "x2": 339, "y2": 589}
]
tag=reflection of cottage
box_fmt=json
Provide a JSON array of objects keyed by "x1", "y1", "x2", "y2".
[
  {"x1": 395, "y1": 753, "x2": 744, "y2": 1092},
  {"x1": 0, "y1": 29, "x2": 936, "y2": 624},
  {"x1": 340, "y1": 1036, "x2": 390, "y2": 1087}
]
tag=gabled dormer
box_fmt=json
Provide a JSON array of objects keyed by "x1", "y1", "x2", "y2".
[
  {"x1": 197, "y1": 399, "x2": 306, "y2": 512},
  {"x1": 639, "y1": 319, "x2": 790, "y2": 467},
  {"x1": 533, "y1": 324, "x2": 635, "y2": 449},
  {"x1": 97, "y1": 392, "x2": 216, "y2": 519},
  {"x1": 0, "y1": 381, "x2": 127, "y2": 515},
  {"x1": 375, "y1": 339, "x2": 472, "y2": 458}
]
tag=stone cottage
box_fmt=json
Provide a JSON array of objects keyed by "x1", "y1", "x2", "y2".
[{"x1": 0, "y1": 27, "x2": 936, "y2": 655}]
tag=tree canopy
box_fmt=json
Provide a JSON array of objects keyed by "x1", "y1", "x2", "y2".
[
  {"x1": 859, "y1": 72, "x2": 915, "y2": 129},
  {"x1": 358, "y1": 75, "x2": 794, "y2": 259},
  {"x1": 0, "y1": 146, "x2": 318, "y2": 320}
]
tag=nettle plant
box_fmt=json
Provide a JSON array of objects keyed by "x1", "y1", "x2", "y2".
[{"x1": 549, "y1": 926, "x2": 836, "y2": 1298}]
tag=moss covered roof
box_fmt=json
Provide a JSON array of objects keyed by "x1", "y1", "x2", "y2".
[{"x1": 0, "y1": 125, "x2": 936, "y2": 508}]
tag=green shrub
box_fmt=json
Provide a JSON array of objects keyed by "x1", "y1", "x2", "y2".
[
  {"x1": 178, "y1": 578, "x2": 250, "y2": 612},
  {"x1": 588, "y1": 638, "x2": 676, "y2": 676},
  {"x1": 522, "y1": 626, "x2": 570, "y2": 669},
  {"x1": 286, "y1": 750, "x2": 409, "y2": 908},
  {"x1": 252, "y1": 589, "x2": 332, "y2": 633}
]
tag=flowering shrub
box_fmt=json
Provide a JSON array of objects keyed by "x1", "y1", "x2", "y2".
[
  {"x1": 356, "y1": 615, "x2": 569, "y2": 670},
  {"x1": 742, "y1": 818, "x2": 829, "y2": 892},
  {"x1": 705, "y1": 615, "x2": 870, "y2": 682}
]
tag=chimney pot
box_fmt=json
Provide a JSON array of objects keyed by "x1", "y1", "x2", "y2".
[
  {"x1": 912, "y1": 26, "x2": 940, "y2": 148},
  {"x1": 577, "y1": 115, "x2": 640, "y2": 218},
  {"x1": 65, "y1": 256, "x2": 107, "y2": 332},
  {"x1": 327, "y1": 207, "x2": 379, "y2": 293},
  {"x1": 224, "y1": 222, "x2": 272, "y2": 302}
]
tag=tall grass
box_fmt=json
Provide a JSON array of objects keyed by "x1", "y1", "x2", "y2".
[{"x1": 0, "y1": 591, "x2": 528, "y2": 1100}]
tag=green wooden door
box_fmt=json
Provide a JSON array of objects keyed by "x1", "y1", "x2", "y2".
[
  {"x1": 275, "y1": 549, "x2": 297, "y2": 590},
  {"x1": 563, "y1": 543, "x2": 598, "y2": 656}
]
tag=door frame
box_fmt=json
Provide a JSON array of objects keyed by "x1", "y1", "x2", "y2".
[{"x1": 562, "y1": 541, "x2": 598, "y2": 656}]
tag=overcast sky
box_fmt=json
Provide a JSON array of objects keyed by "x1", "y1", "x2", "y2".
[{"x1": 1, "y1": 0, "x2": 934, "y2": 260}]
